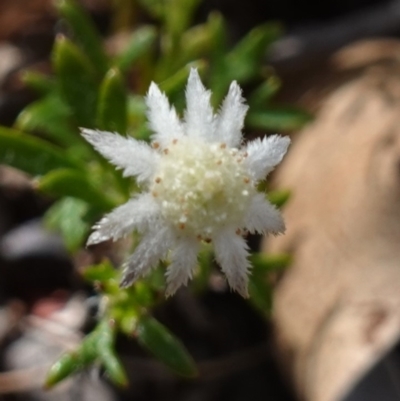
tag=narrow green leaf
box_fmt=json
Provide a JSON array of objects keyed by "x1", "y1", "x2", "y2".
[
  {"x1": 248, "y1": 253, "x2": 291, "y2": 313},
  {"x1": 248, "y1": 76, "x2": 281, "y2": 106},
  {"x1": 193, "y1": 243, "x2": 213, "y2": 291},
  {"x1": 247, "y1": 107, "x2": 313, "y2": 131},
  {"x1": 97, "y1": 320, "x2": 128, "y2": 386},
  {"x1": 97, "y1": 68, "x2": 127, "y2": 134},
  {"x1": 165, "y1": 0, "x2": 201, "y2": 38},
  {"x1": 37, "y1": 168, "x2": 115, "y2": 211},
  {"x1": 159, "y1": 60, "x2": 206, "y2": 98},
  {"x1": 248, "y1": 276, "x2": 273, "y2": 313},
  {"x1": 127, "y1": 95, "x2": 147, "y2": 129},
  {"x1": 211, "y1": 22, "x2": 282, "y2": 104},
  {"x1": 115, "y1": 26, "x2": 157, "y2": 72},
  {"x1": 208, "y1": 13, "x2": 229, "y2": 106},
  {"x1": 0, "y1": 126, "x2": 79, "y2": 176},
  {"x1": 21, "y1": 71, "x2": 56, "y2": 95},
  {"x1": 15, "y1": 95, "x2": 81, "y2": 147},
  {"x1": 46, "y1": 324, "x2": 101, "y2": 387},
  {"x1": 101, "y1": 351, "x2": 128, "y2": 386},
  {"x1": 53, "y1": 35, "x2": 98, "y2": 126},
  {"x1": 136, "y1": 316, "x2": 197, "y2": 377},
  {"x1": 44, "y1": 197, "x2": 90, "y2": 252},
  {"x1": 207, "y1": 12, "x2": 227, "y2": 57},
  {"x1": 178, "y1": 13, "x2": 225, "y2": 67},
  {"x1": 45, "y1": 352, "x2": 82, "y2": 388},
  {"x1": 227, "y1": 23, "x2": 282, "y2": 83},
  {"x1": 46, "y1": 320, "x2": 127, "y2": 388},
  {"x1": 95, "y1": 73, "x2": 130, "y2": 197},
  {"x1": 250, "y1": 253, "x2": 292, "y2": 275},
  {"x1": 175, "y1": 12, "x2": 226, "y2": 80},
  {"x1": 267, "y1": 189, "x2": 291, "y2": 208},
  {"x1": 156, "y1": 0, "x2": 201, "y2": 78},
  {"x1": 136, "y1": 0, "x2": 164, "y2": 19},
  {"x1": 79, "y1": 330, "x2": 101, "y2": 364},
  {"x1": 57, "y1": 0, "x2": 108, "y2": 74}
]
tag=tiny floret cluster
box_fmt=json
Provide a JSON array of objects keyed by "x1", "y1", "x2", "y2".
[{"x1": 82, "y1": 69, "x2": 290, "y2": 297}]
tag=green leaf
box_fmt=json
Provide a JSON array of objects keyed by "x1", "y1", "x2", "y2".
[
  {"x1": 83, "y1": 260, "x2": 118, "y2": 283},
  {"x1": 115, "y1": 26, "x2": 157, "y2": 72},
  {"x1": 154, "y1": 0, "x2": 201, "y2": 76},
  {"x1": 57, "y1": 0, "x2": 108, "y2": 75},
  {"x1": 159, "y1": 60, "x2": 206, "y2": 99},
  {"x1": 101, "y1": 350, "x2": 128, "y2": 386},
  {"x1": 267, "y1": 189, "x2": 291, "y2": 208},
  {"x1": 127, "y1": 94, "x2": 147, "y2": 128},
  {"x1": 136, "y1": 0, "x2": 164, "y2": 19},
  {"x1": 53, "y1": 36, "x2": 98, "y2": 127},
  {"x1": 136, "y1": 315, "x2": 197, "y2": 377},
  {"x1": 248, "y1": 76, "x2": 281, "y2": 106},
  {"x1": 208, "y1": 12, "x2": 227, "y2": 57},
  {"x1": 44, "y1": 197, "x2": 90, "y2": 252},
  {"x1": 37, "y1": 168, "x2": 115, "y2": 211},
  {"x1": 178, "y1": 13, "x2": 224, "y2": 66},
  {"x1": 207, "y1": 13, "x2": 229, "y2": 106},
  {"x1": 97, "y1": 320, "x2": 128, "y2": 387},
  {"x1": 248, "y1": 253, "x2": 291, "y2": 313},
  {"x1": 119, "y1": 312, "x2": 139, "y2": 336},
  {"x1": 227, "y1": 23, "x2": 282, "y2": 83},
  {"x1": 15, "y1": 95, "x2": 81, "y2": 147},
  {"x1": 211, "y1": 22, "x2": 282, "y2": 104},
  {"x1": 45, "y1": 320, "x2": 121, "y2": 388},
  {"x1": 45, "y1": 323, "x2": 101, "y2": 387},
  {"x1": 248, "y1": 276, "x2": 273, "y2": 313},
  {"x1": 21, "y1": 71, "x2": 57, "y2": 95},
  {"x1": 45, "y1": 352, "x2": 83, "y2": 388},
  {"x1": 165, "y1": 0, "x2": 201, "y2": 38},
  {"x1": 0, "y1": 126, "x2": 79, "y2": 176},
  {"x1": 97, "y1": 68, "x2": 127, "y2": 134},
  {"x1": 247, "y1": 107, "x2": 313, "y2": 131},
  {"x1": 193, "y1": 243, "x2": 213, "y2": 291},
  {"x1": 250, "y1": 253, "x2": 292, "y2": 275}
]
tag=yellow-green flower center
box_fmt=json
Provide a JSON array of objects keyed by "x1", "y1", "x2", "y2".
[{"x1": 150, "y1": 138, "x2": 254, "y2": 237}]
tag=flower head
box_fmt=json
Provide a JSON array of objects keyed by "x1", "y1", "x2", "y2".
[{"x1": 82, "y1": 69, "x2": 290, "y2": 297}]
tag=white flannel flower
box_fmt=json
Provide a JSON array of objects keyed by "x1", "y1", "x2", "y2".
[{"x1": 82, "y1": 68, "x2": 290, "y2": 298}]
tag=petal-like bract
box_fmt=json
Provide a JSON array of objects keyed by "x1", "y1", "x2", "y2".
[
  {"x1": 81, "y1": 129, "x2": 159, "y2": 183},
  {"x1": 215, "y1": 81, "x2": 248, "y2": 148},
  {"x1": 145, "y1": 83, "x2": 185, "y2": 147},
  {"x1": 87, "y1": 194, "x2": 160, "y2": 245},
  {"x1": 184, "y1": 69, "x2": 215, "y2": 141},
  {"x1": 120, "y1": 225, "x2": 176, "y2": 288},
  {"x1": 243, "y1": 193, "x2": 285, "y2": 235},
  {"x1": 244, "y1": 134, "x2": 290, "y2": 181},
  {"x1": 165, "y1": 237, "x2": 200, "y2": 297},
  {"x1": 213, "y1": 229, "x2": 251, "y2": 298}
]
